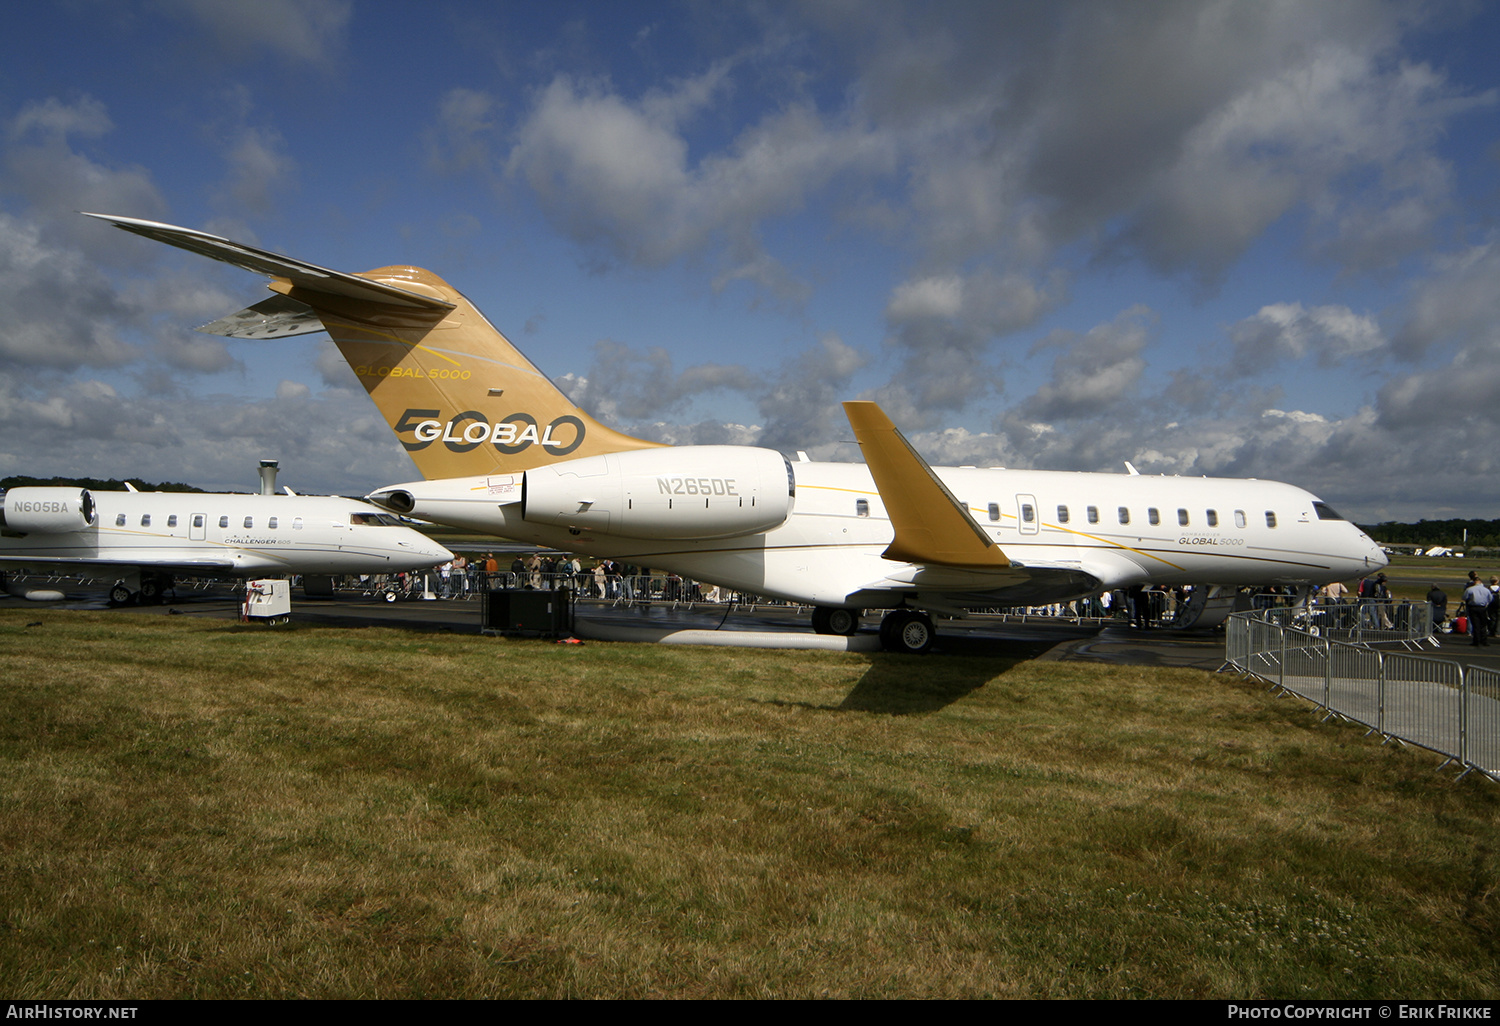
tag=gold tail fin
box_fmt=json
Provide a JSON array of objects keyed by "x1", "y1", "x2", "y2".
[{"x1": 83, "y1": 213, "x2": 660, "y2": 480}]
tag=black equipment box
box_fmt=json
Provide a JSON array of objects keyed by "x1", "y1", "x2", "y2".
[{"x1": 482, "y1": 588, "x2": 573, "y2": 637}]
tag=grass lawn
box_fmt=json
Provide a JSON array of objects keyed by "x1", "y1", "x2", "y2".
[{"x1": 1, "y1": 609, "x2": 1495, "y2": 998}]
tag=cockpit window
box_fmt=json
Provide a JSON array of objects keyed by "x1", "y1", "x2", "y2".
[
  {"x1": 350, "y1": 512, "x2": 405, "y2": 526},
  {"x1": 1313, "y1": 501, "x2": 1345, "y2": 521}
]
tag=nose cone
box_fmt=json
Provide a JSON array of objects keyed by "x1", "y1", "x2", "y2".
[
  {"x1": 1358, "y1": 530, "x2": 1388, "y2": 573},
  {"x1": 393, "y1": 531, "x2": 452, "y2": 569}
]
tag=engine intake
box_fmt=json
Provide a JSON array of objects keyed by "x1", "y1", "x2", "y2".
[
  {"x1": 522, "y1": 446, "x2": 794, "y2": 540},
  {"x1": 0, "y1": 488, "x2": 98, "y2": 533}
]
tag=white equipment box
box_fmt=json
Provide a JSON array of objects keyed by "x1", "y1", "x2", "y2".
[{"x1": 243, "y1": 579, "x2": 292, "y2": 623}]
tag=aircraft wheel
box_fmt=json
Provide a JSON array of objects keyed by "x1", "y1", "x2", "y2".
[
  {"x1": 825, "y1": 607, "x2": 860, "y2": 635},
  {"x1": 139, "y1": 578, "x2": 162, "y2": 604},
  {"x1": 880, "y1": 610, "x2": 934, "y2": 654},
  {"x1": 109, "y1": 585, "x2": 134, "y2": 606},
  {"x1": 810, "y1": 606, "x2": 833, "y2": 634}
]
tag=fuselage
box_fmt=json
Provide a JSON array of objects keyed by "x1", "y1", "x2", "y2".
[
  {"x1": 0, "y1": 490, "x2": 453, "y2": 577},
  {"x1": 370, "y1": 460, "x2": 1387, "y2": 608}
]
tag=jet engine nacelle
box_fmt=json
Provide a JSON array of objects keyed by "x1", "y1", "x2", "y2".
[
  {"x1": 522, "y1": 446, "x2": 794, "y2": 540},
  {"x1": 0, "y1": 488, "x2": 98, "y2": 533}
]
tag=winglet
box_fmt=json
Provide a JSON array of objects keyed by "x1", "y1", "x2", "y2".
[{"x1": 842, "y1": 401, "x2": 1010, "y2": 568}]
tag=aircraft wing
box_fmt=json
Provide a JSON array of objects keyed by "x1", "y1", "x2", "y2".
[
  {"x1": 81, "y1": 213, "x2": 454, "y2": 338},
  {"x1": 0, "y1": 555, "x2": 238, "y2": 574}
]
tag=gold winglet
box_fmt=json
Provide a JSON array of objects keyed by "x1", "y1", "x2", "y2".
[{"x1": 843, "y1": 401, "x2": 1010, "y2": 568}]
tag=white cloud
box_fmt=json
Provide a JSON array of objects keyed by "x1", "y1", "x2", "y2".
[
  {"x1": 221, "y1": 125, "x2": 296, "y2": 215},
  {"x1": 9, "y1": 96, "x2": 112, "y2": 140},
  {"x1": 156, "y1": 0, "x2": 351, "y2": 63},
  {"x1": 0, "y1": 212, "x2": 139, "y2": 369},
  {"x1": 426, "y1": 88, "x2": 502, "y2": 176},
  {"x1": 506, "y1": 69, "x2": 894, "y2": 295},
  {"x1": 1229, "y1": 302, "x2": 1385, "y2": 371}
]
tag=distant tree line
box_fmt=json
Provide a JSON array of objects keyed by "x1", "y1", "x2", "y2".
[
  {"x1": 1, "y1": 475, "x2": 205, "y2": 493},
  {"x1": 1359, "y1": 519, "x2": 1500, "y2": 549}
]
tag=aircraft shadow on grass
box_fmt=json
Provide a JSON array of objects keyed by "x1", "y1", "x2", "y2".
[{"x1": 755, "y1": 639, "x2": 1057, "y2": 716}]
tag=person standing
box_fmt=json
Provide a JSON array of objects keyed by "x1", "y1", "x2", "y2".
[
  {"x1": 1426, "y1": 584, "x2": 1447, "y2": 631},
  {"x1": 1462, "y1": 573, "x2": 1491, "y2": 647}
]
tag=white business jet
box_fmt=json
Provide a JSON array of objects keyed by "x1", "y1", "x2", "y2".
[
  {"x1": 87, "y1": 213, "x2": 1387, "y2": 649},
  {"x1": 1, "y1": 460, "x2": 453, "y2": 603}
]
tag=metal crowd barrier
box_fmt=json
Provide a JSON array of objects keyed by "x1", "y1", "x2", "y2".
[
  {"x1": 1225, "y1": 609, "x2": 1497, "y2": 782},
  {"x1": 1257, "y1": 599, "x2": 1434, "y2": 649}
]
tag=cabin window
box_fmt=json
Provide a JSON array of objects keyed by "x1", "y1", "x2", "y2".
[
  {"x1": 1057, "y1": 504, "x2": 1069, "y2": 524},
  {"x1": 167, "y1": 515, "x2": 177, "y2": 528},
  {"x1": 115, "y1": 513, "x2": 126, "y2": 527},
  {"x1": 244, "y1": 516, "x2": 254, "y2": 529},
  {"x1": 1234, "y1": 510, "x2": 1247, "y2": 528},
  {"x1": 987, "y1": 502, "x2": 1000, "y2": 522},
  {"x1": 1177, "y1": 508, "x2": 1189, "y2": 527},
  {"x1": 1206, "y1": 509, "x2": 1218, "y2": 527},
  {"x1": 192, "y1": 515, "x2": 204, "y2": 528},
  {"x1": 1313, "y1": 502, "x2": 1345, "y2": 521},
  {"x1": 1087, "y1": 505, "x2": 1099, "y2": 524},
  {"x1": 1118, "y1": 507, "x2": 1130, "y2": 525},
  {"x1": 1021, "y1": 503, "x2": 1035, "y2": 524},
  {"x1": 140, "y1": 515, "x2": 150, "y2": 527},
  {"x1": 1265, "y1": 511, "x2": 1277, "y2": 529},
  {"x1": 219, "y1": 515, "x2": 229, "y2": 529},
  {"x1": 855, "y1": 498, "x2": 869, "y2": 517},
  {"x1": 293, "y1": 517, "x2": 303, "y2": 530},
  {"x1": 268, "y1": 517, "x2": 279, "y2": 529},
  {"x1": 1148, "y1": 508, "x2": 1160, "y2": 526}
]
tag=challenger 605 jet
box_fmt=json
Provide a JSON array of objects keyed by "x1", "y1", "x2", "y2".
[
  {"x1": 88, "y1": 213, "x2": 1387, "y2": 651},
  {"x1": 1, "y1": 460, "x2": 452, "y2": 603}
]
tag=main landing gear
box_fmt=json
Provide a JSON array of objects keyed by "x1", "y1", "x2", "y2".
[
  {"x1": 810, "y1": 604, "x2": 935, "y2": 654},
  {"x1": 878, "y1": 609, "x2": 934, "y2": 655},
  {"x1": 810, "y1": 605, "x2": 861, "y2": 636},
  {"x1": 107, "y1": 571, "x2": 176, "y2": 606}
]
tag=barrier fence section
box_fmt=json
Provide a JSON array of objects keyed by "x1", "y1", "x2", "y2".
[
  {"x1": 1225, "y1": 610, "x2": 1497, "y2": 781},
  {"x1": 1258, "y1": 599, "x2": 1434, "y2": 648}
]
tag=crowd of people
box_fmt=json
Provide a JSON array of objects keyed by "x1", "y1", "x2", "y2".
[
  {"x1": 379, "y1": 552, "x2": 743, "y2": 606},
  {"x1": 361, "y1": 551, "x2": 1497, "y2": 643}
]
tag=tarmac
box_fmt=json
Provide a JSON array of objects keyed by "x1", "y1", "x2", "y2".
[{"x1": 11, "y1": 580, "x2": 1500, "y2": 675}]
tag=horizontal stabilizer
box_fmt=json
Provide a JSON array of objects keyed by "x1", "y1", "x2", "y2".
[
  {"x1": 198, "y1": 294, "x2": 324, "y2": 340},
  {"x1": 82, "y1": 213, "x2": 454, "y2": 312},
  {"x1": 843, "y1": 400, "x2": 1010, "y2": 569}
]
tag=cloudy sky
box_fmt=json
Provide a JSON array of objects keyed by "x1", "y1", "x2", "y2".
[{"x1": 3, "y1": 0, "x2": 1500, "y2": 521}]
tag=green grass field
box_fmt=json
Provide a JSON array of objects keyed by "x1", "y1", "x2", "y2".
[{"x1": 1, "y1": 609, "x2": 1495, "y2": 999}]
